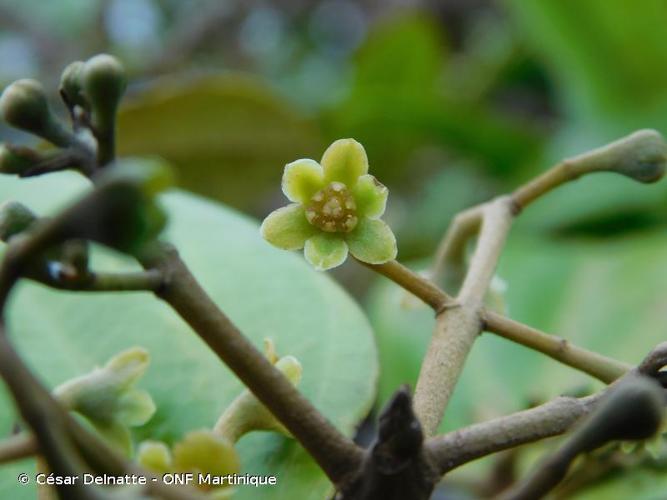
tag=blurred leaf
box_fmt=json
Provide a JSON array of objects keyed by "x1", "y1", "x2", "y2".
[
  {"x1": 0, "y1": 172, "x2": 377, "y2": 500},
  {"x1": 117, "y1": 75, "x2": 324, "y2": 212},
  {"x1": 568, "y1": 466, "x2": 667, "y2": 500},
  {"x1": 327, "y1": 12, "x2": 542, "y2": 180},
  {"x1": 504, "y1": 0, "x2": 667, "y2": 129}
]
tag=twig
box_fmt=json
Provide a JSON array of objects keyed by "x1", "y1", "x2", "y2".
[
  {"x1": 0, "y1": 433, "x2": 35, "y2": 464},
  {"x1": 500, "y1": 376, "x2": 664, "y2": 500},
  {"x1": 426, "y1": 394, "x2": 601, "y2": 474},
  {"x1": 430, "y1": 206, "x2": 482, "y2": 293},
  {"x1": 358, "y1": 259, "x2": 452, "y2": 310},
  {"x1": 483, "y1": 312, "x2": 631, "y2": 383},
  {"x1": 144, "y1": 244, "x2": 364, "y2": 484},
  {"x1": 363, "y1": 260, "x2": 628, "y2": 389},
  {"x1": 33, "y1": 269, "x2": 164, "y2": 292},
  {"x1": 512, "y1": 129, "x2": 666, "y2": 212},
  {"x1": 413, "y1": 197, "x2": 514, "y2": 435},
  {"x1": 457, "y1": 197, "x2": 513, "y2": 304}
]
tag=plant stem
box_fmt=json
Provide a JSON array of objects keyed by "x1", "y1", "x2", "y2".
[
  {"x1": 413, "y1": 303, "x2": 482, "y2": 436},
  {"x1": 414, "y1": 197, "x2": 514, "y2": 435},
  {"x1": 144, "y1": 244, "x2": 363, "y2": 484},
  {"x1": 457, "y1": 197, "x2": 513, "y2": 304},
  {"x1": 359, "y1": 259, "x2": 451, "y2": 310},
  {"x1": 0, "y1": 433, "x2": 35, "y2": 464},
  {"x1": 34, "y1": 269, "x2": 164, "y2": 292},
  {"x1": 363, "y1": 259, "x2": 628, "y2": 390},
  {"x1": 483, "y1": 312, "x2": 631, "y2": 383},
  {"x1": 430, "y1": 206, "x2": 482, "y2": 293},
  {"x1": 425, "y1": 393, "x2": 601, "y2": 474}
]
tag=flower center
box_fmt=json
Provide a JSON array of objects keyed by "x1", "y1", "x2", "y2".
[{"x1": 305, "y1": 182, "x2": 358, "y2": 233}]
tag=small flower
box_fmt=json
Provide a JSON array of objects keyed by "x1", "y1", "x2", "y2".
[
  {"x1": 261, "y1": 139, "x2": 397, "y2": 270},
  {"x1": 54, "y1": 347, "x2": 156, "y2": 456},
  {"x1": 138, "y1": 430, "x2": 239, "y2": 498}
]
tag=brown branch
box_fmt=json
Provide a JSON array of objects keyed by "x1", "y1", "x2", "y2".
[
  {"x1": 430, "y1": 206, "x2": 482, "y2": 293},
  {"x1": 500, "y1": 376, "x2": 664, "y2": 500},
  {"x1": 457, "y1": 197, "x2": 513, "y2": 304},
  {"x1": 413, "y1": 197, "x2": 514, "y2": 436},
  {"x1": 363, "y1": 260, "x2": 628, "y2": 390},
  {"x1": 0, "y1": 433, "x2": 35, "y2": 464},
  {"x1": 512, "y1": 129, "x2": 666, "y2": 212},
  {"x1": 144, "y1": 244, "x2": 363, "y2": 484},
  {"x1": 33, "y1": 268, "x2": 164, "y2": 293},
  {"x1": 426, "y1": 393, "x2": 601, "y2": 474},
  {"x1": 483, "y1": 312, "x2": 631, "y2": 383}
]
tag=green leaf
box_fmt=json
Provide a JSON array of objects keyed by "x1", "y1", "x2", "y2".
[{"x1": 0, "y1": 172, "x2": 377, "y2": 500}]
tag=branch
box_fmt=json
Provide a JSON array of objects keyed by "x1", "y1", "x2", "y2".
[
  {"x1": 500, "y1": 376, "x2": 664, "y2": 500},
  {"x1": 413, "y1": 197, "x2": 514, "y2": 435},
  {"x1": 0, "y1": 433, "x2": 35, "y2": 464},
  {"x1": 426, "y1": 393, "x2": 601, "y2": 474},
  {"x1": 0, "y1": 174, "x2": 361, "y2": 486},
  {"x1": 144, "y1": 245, "x2": 363, "y2": 484},
  {"x1": 511, "y1": 129, "x2": 666, "y2": 212},
  {"x1": 359, "y1": 259, "x2": 452, "y2": 311},
  {"x1": 430, "y1": 206, "x2": 482, "y2": 293},
  {"x1": 33, "y1": 268, "x2": 164, "y2": 292},
  {"x1": 482, "y1": 312, "x2": 631, "y2": 383},
  {"x1": 426, "y1": 342, "x2": 667, "y2": 477},
  {"x1": 363, "y1": 260, "x2": 629, "y2": 390},
  {"x1": 0, "y1": 181, "x2": 208, "y2": 499}
]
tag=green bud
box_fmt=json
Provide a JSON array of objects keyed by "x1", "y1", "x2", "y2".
[
  {"x1": 54, "y1": 347, "x2": 156, "y2": 454},
  {"x1": 59, "y1": 61, "x2": 87, "y2": 110},
  {"x1": 572, "y1": 129, "x2": 667, "y2": 183},
  {"x1": 138, "y1": 431, "x2": 239, "y2": 496},
  {"x1": 214, "y1": 340, "x2": 302, "y2": 442},
  {"x1": 0, "y1": 79, "x2": 49, "y2": 132},
  {"x1": 0, "y1": 200, "x2": 37, "y2": 241},
  {"x1": 82, "y1": 54, "x2": 126, "y2": 132},
  {"x1": 0, "y1": 79, "x2": 73, "y2": 147}
]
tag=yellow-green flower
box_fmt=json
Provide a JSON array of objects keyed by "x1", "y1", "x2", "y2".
[
  {"x1": 138, "y1": 430, "x2": 239, "y2": 498},
  {"x1": 261, "y1": 139, "x2": 397, "y2": 270}
]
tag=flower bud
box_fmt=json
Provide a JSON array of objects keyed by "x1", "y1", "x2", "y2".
[
  {"x1": 82, "y1": 54, "x2": 126, "y2": 132},
  {"x1": 0, "y1": 200, "x2": 37, "y2": 241},
  {"x1": 570, "y1": 376, "x2": 664, "y2": 453},
  {"x1": 59, "y1": 61, "x2": 87, "y2": 110},
  {"x1": 214, "y1": 340, "x2": 302, "y2": 442},
  {"x1": 572, "y1": 129, "x2": 667, "y2": 183},
  {"x1": 0, "y1": 80, "x2": 73, "y2": 146},
  {"x1": 54, "y1": 347, "x2": 156, "y2": 454},
  {"x1": 138, "y1": 431, "x2": 239, "y2": 495}
]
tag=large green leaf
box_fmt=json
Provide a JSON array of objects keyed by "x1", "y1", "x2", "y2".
[{"x1": 0, "y1": 172, "x2": 377, "y2": 499}]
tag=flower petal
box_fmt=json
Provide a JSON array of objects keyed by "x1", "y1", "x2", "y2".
[
  {"x1": 260, "y1": 204, "x2": 316, "y2": 250},
  {"x1": 346, "y1": 218, "x2": 397, "y2": 264},
  {"x1": 304, "y1": 233, "x2": 348, "y2": 270},
  {"x1": 281, "y1": 159, "x2": 325, "y2": 203},
  {"x1": 321, "y1": 138, "x2": 368, "y2": 187},
  {"x1": 353, "y1": 174, "x2": 388, "y2": 219}
]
